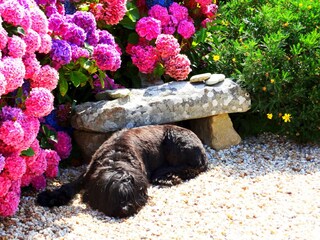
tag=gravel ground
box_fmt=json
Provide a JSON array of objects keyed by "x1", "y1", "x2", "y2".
[{"x1": 0, "y1": 133, "x2": 319, "y2": 240}]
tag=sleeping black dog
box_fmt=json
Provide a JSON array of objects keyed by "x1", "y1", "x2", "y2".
[{"x1": 37, "y1": 125, "x2": 208, "y2": 218}]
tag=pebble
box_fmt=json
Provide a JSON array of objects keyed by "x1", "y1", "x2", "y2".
[
  {"x1": 189, "y1": 73, "x2": 211, "y2": 83},
  {"x1": 205, "y1": 74, "x2": 225, "y2": 86},
  {"x1": 0, "y1": 133, "x2": 319, "y2": 240}
]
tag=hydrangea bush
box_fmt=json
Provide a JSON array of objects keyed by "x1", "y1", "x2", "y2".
[{"x1": 0, "y1": 0, "x2": 71, "y2": 217}]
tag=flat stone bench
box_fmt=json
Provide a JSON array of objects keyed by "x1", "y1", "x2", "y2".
[{"x1": 71, "y1": 78, "x2": 251, "y2": 162}]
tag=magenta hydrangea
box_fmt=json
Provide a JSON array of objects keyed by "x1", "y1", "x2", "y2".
[
  {"x1": 131, "y1": 45, "x2": 158, "y2": 74},
  {"x1": 0, "y1": 121, "x2": 24, "y2": 147},
  {"x1": 72, "y1": 11, "x2": 96, "y2": 32},
  {"x1": 0, "y1": 181, "x2": 21, "y2": 217},
  {"x1": 148, "y1": 5, "x2": 170, "y2": 26},
  {"x1": 23, "y1": 29, "x2": 41, "y2": 53},
  {"x1": 61, "y1": 23, "x2": 86, "y2": 47},
  {"x1": 30, "y1": 174, "x2": 46, "y2": 190},
  {"x1": 162, "y1": 15, "x2": 178, "y2": 35},
  {"x1": 53, "y1": 131, "x2": 72, "y2": 160},
  {"x1": 30, "y1": 65, "x2": 59, "y2": 91},
  {"x1": 201, "y1": 4, "x2": 218, "y2": 18},
  {"x1": 48, "y1": 13, "x2": 65, "y2": 32},
  {"x1": 70, "y1": 44, "x2": 90, "y2": 62},
  {"x1": 3, "y1": 155, "x2": 26, "y2": 181},
  {"x1": 0, "y1": 27, "x2": 8, "y2": 50},
  {"x1": 0, "y1": 175, "x2": 11, "y2": 197},
  {"x1": 168, "y1": 2, "x2": 188, "y2": 22},
  {"x1": 155, "y1": 34, "x2": 181, "y2": 59},
  {"x1": 45, "y1": 149, "x2": 60, "y2": 178},
  {"x1": 23, "y1": 53, "x2": 41, "y2": 80},
  {"x1": 136, "y1": 17, "x2": 161, "y2": 41},
  {"x1": 27, "y1": 149, "x2": 47, "y2": 176},
  {"x1": 93, "y1": 44, "x2": 121, "y2": 71},
  {"x1": 30, "y1": 8, "x2": 49, "y2": 34},
  {"x1": 0, "y1": 57, "x2": 26, "y2": 94},
  {"x1": 177, "y1": 19, "x2": 195, "y2": 39},
  {"x1": 7, "y1": 36, "x2": 26, "y2": 58},
  {"x1": 24, "y1": 87, "x2": 54, "y2": 118},
  {"x1": 164, "y1": 54, "x2": 191, "y2": 80}
]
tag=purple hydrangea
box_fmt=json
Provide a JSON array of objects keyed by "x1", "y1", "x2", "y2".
[
  {"x1": 72, "y1": 11, "x2": 96, "y2": 32},
  {"x1": 98, "y1": 30, "x2": 116, "y2": 46},
  {"x1": 61, "y1": 23, "x2": 86, "y2": 46},
  {"x1": 51, "y1": 39, "x2": 72, "y2": 65},
  {"x1": 86, "y1": 30, "x2": 99, "y2": 46},
  {"x1": 0, "y1": 106, "x2": 24, "y2": 122},
  {"x1": 93, "y1": 44, "x2": 121, "y2": 71},
  {"x1": 70, "y1": 44, "x2": 90, "y2": 61},
  {"x1": 48, "y1": 13, "x2": 65, "y2": 32}
]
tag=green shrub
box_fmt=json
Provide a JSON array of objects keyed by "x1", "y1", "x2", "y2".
[{"x1": 192, "y1": 0, "x2": 320, "y2": 142}]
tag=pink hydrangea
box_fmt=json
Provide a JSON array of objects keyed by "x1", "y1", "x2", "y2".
[
  {"x1": 30, "y1": 8, "x2": 49, "y2": 34},
  {"x1": 48, "y1": 13, "x2": 65, "y2": 32},
  {"x1": 20, "y1": 9, "x2": 32, "y2": 32},
  {"x1": 70, "y1": 44, "x2": 90, "y2": 62},
  {"x1": 0, "y1": 121, "x2": 24, "y2": 147},
  {"x1": 53, "y1": 131, "x2": 72, "y2": 160},
  {"x1": 0, "y1": 57, "x2": 26, "y2": 94},
  {"x1": 7, "y1": 36, "x2": 27, "y2": 58},
  {"x1": 31, "y1": 174, "x2": 46, "y2": 190},
  {"x1": 3, "y1": 155, "x2": 26, "y2": 181},
  {"x1": 45, "y1": 149, "x2": 60, "y2": 178},
  {"x1": 0, "y1": 187, "x2": 21, "y2": 217},
  {"x1": 196, "y1": 0, "x2": 212, "y2": 6},
  {"x1": 19, "y1": 115, "x2": 40, "y2": 150},
  {"x1": 155, "y1": 34, "x2": 181, "y2": 59},
  {"x1": 136, "y1": 17, "x2": 161, "y2": 41},
  {"x1": 0, "y1": 175, "x2": 11, "y2": 197},
  {"x1": 164, "y1": 54, "x2": 191, "y2": 80},
  {"x1": 162, "y1": 15, "x2": 178, "y2": 35},
  {"x1": 168, "y1": 2, "x2": 189, "y2": 22},
  {"x1": 22, "y1": 139, "x2": 41, "y2": 166},
  {"x1": 131, "y1": 45, "x2": 158, "y2": 74},
  {"x1": 0, "y1": 0, "x2": 25, "y2": 27},
  {"x1": 0, "y1": 27, "x2": 8, "y2": 50},
  {"x1": 27, "y1": 149, "x2": 47, "y2": 175},
  {"x1": 24, "y1": 87, "x2": 54, "y2": 118},
  {"x1": 0, "y1": 72, "x2": 7, "y2": 97},
  {"x1": 38, "y1": 34, "x2": 52, "y2": 54},
  {"x1": 91, "y1": 0, "x2": 126, "y2": 25},
  {"x1": 31, "y1": 65, "x2": 58, "y2": 91},
  {"x1": 148, "y1": 5, "x2": 170, "y2": 26},
  {"x1": 0, "y1": 154, "x2": 5, "y2": 172},
  {"x1": 23, "y1": 53, "x2": 41, "y2": 80},
  {"x1": 93, "y1": 44, "x2": 121, "y2": 71},
  {"x1": 201, "y1": 18, "x2": 213, "y2": 28},
  {"x1": 201, "y1": 4, "x2": 218, "y2": 18},
  {"x1": 177, "y1": 19, "x2": 195, "y2": 39},
  {"x1": 23, "y1": 29, "x2": 41, "y2": 53}
]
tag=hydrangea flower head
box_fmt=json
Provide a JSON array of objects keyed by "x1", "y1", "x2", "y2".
[
  {"x1": 45, "y1": 149, "x2": 60, "y2": 178},
  {"x1": 30, "y1": 8, "x2": 49, "y2": 34},
  {"x1": 48, "y1": 13, "x2": 65, "y2": 32},
  {"x1": 0, "y1": 121, "x2": 24, "y2": 147},
  {"x1": 27, "y1": 149, "x2": 47, "y2": 175},
  {"x1": 201, "y1": 4, "x2": 218, "y2": 18},
  {"x1": 38, "y1": 34, "x2": 52, "y2": 54},
  {"x1": 31, "y1": 65, "x2": 59, "y2": 91},
  {"x1": 164, "y1": 54, "x2": 191, "y2": 80},
  {"x1": 169, "y1": 2, "x2": 189, "y2": 22},
  {"x1": 61, "y1": 23, "x2": 86, "y2": 47},
  {"x1": 0, "y1": 188, "x2": 21, "y2": 217},
  {"x1": 7, "y1": 36, "x2": 26, "y2": 58},
  {"x1": 0, "y1": 27, "x2": 8, "y2": 50},
  {"x1": 0, "y1": 57, "x2": 26, "y2": 94},
  {"x1": 98, "y1": 30, "x2": 116, "y2": 45},
  {"x1": 162, "y1": 15, "x2": 178, "y2": 34},
  {"x1": 155, "y1": 34, "x2": 180, "y2": 59},
  {"x1": 0, "y1": 72, "x2": 7, "y2": 97},
  {"x1": 0, "y1": 0, "x2": 25, "y2": 26},
  {"x1": 0, "y1": 154, "x2": 5, "y2": 173},
  {"x1": 131, "y1": 45, "x2": 158, "y2": 74},
  {"x1": 72, "y1": 11, "x2": 96, "y2": 32},
  {"x1": 70, "y1": 44, "x2": 90, "y2": 62},
  {"x1": 136, "y1": 17, "x2": 161, "y2": 41},
  {"x1": 30, "y1": 174, "x2": 46, "y2": 190},
  {"x1": 24, "y1": 87, "x2": 54, "y2": 118},
  {"x1": 53, "y1": 131, "x2": 72, "y2": 159},
  {"x1": 23, "y1": 53, "x2": 41, "y2": 80},
  {"x1": 177, "y1": 19, "x2": 195, "y2": 39},
  {"x1": 0, "y1": 176, "x2": 11, "y2": 197},
  {"x1": 148, "y1": 5, "x2": 170, "y2": 26},
  {"x1": 3, "y1": 154, "x2": 26, "y2": 181},
  {"x1": 23, "y1": 29, "x2": 41, "y2": 53},
  {"x1": 93, "y1": 44, "x2": 121, "y2": 71},
  {"x1": 90, "y1": 0, "x2": 127, "y2": 25},
  {"x1": 50, "y1": 39, "x2": 72, "y2": 67}
]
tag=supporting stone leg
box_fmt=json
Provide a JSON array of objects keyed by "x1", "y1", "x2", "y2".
[
  {"x1": 188, "y1": 114, "x2": 241, "y2": 150},
  {"x1": 73, "y1": 130, "x2": 113, "y2": 163}
]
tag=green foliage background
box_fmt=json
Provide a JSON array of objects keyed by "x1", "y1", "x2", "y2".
[{"x1": 190, "y1": 0, "x2": 320, "y2": 142}]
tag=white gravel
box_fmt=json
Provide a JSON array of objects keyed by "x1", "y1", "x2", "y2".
[{"x1": 1, "y1": 133, "x2": 319, "y2": 240}]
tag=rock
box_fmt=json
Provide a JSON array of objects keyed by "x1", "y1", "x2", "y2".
[
  {"x1": 71, "y1": 79, "x2": 250, "y2": 133},
  {"x1": 189, "y1": 73, "x2": 211, "y2": 83},
  {"x1": 205, "y1": 74, "x2": 225, "y2": 86},
  {"x1": 95, "y1": 88, "x2": 131, "y2": 101},
  {"x1": 73, "y1": 130, "x2": 112, "y2": 163},
  {"x1": 189, "y1": 114, "x2": 241, "y2": 150}
]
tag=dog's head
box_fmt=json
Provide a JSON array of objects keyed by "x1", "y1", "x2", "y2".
[{"x1": 83, "y1": 162, "x2": 149, "y2": 218}]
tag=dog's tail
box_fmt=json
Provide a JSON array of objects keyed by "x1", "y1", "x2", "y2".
[{"x1": 36, "y1": 173, "x2": 85, "y2": 208}]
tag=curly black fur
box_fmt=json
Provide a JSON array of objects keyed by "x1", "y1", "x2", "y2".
[{"x1": 37, "y1": 125, "x2": 208, "y2": 218}]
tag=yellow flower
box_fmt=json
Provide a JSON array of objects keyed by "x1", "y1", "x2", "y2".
[
  {"x1": 270, "y1": 79, "x2": 275, "y2": 84},
  {"x1": 282, "y1": 113, "x2": 292, "y2": 123},
  {"x1": 283, "y1": 22, "x2": 289, "y2": 27},
  {"x1": 232, "y1": 58, "x2": 236, "y2": 62},
  {"x1": 299, "y1": 3, "x2": 303, "y2": 7},
  {"x1": 213, "y1": 55, "x2": 220, "y2": 62},
  {"x1": 307, "y1": 5, "x2": 312, "y2": 10},
  {"x1": 267, "y1": 113, "x2": 273, "y2": 120}
]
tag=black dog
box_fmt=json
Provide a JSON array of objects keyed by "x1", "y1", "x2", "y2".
[{"x1": 37, "y1": 125, "x2": 208, "y2": 218}]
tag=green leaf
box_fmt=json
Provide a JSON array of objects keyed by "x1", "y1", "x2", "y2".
[
  {"x1": 98, "y1": 70, "x2": 106, "y2": 89},
  {"x1": 119, "y1": 16, "x2": 136, "y2": 30},
  {"x1": 59, "y1": 74, "x2": 69, "y2": 97},
  {"x1": 21, "y1": 147, "x2": 35, "y2": 157},
  {"x1": 70, "y1": 71, "x2": 88, "y2": 87},
  {"x1": 128, "y1": 32, "x2": 139, "y2": 44},
  {"x1": 126, "y1": 2, "x2": 140, "y2": 22},
  {"x1": 153, "y1": 63, "x2": 165, "y2": 77}
]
